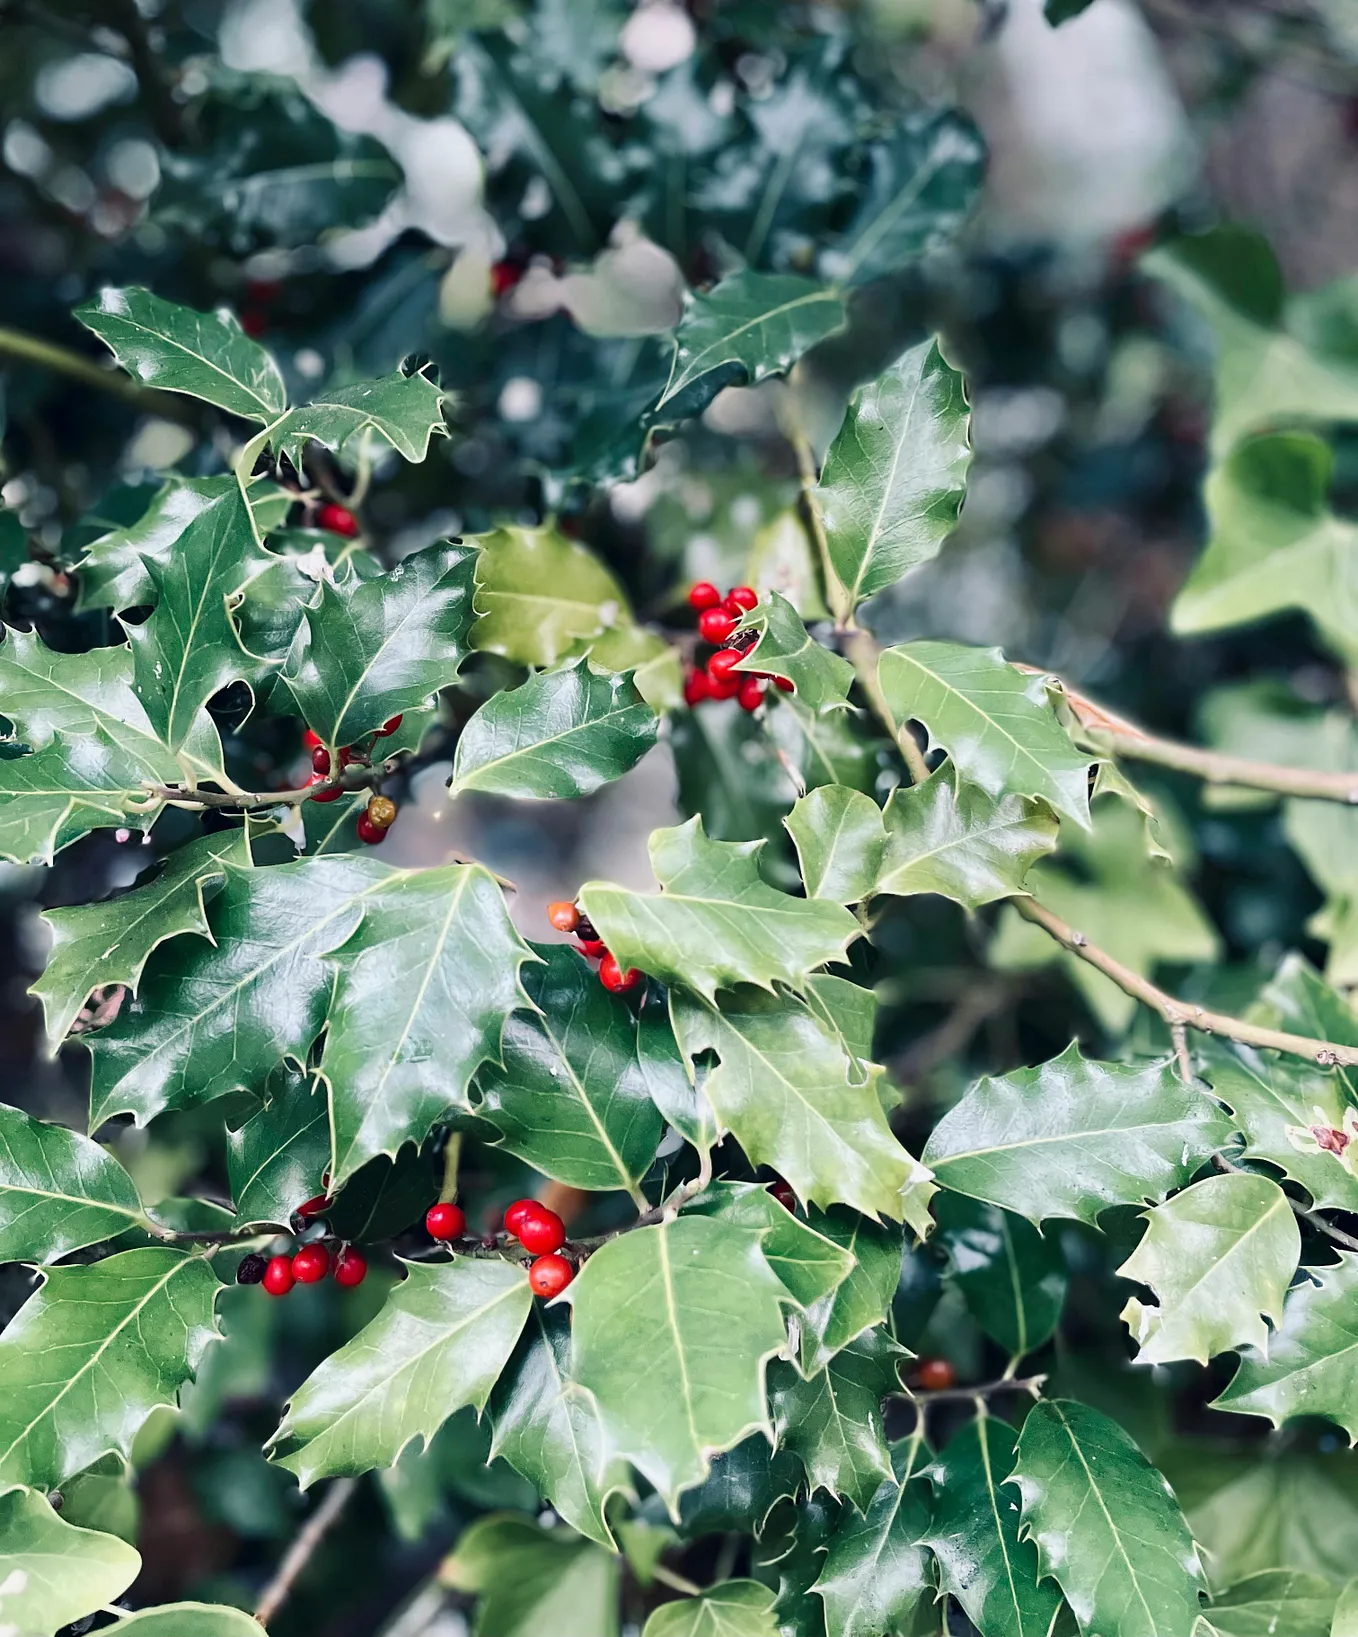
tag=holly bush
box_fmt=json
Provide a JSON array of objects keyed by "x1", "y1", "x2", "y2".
[{"x1": 4, "y1": 2, "x2": 1358, "y2": 1635}]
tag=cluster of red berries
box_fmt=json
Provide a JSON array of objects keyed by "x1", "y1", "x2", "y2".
[
  {"x1": 683, "y1": 582, "x2": 791, "y2": 712},
  {"x1": 426, "y1": 1197, "x2": 574, "y2": 1297},
  {"x1": 301, "y1": 724, "x2": 403, "y2": 843},
  {"x1": 237, "y1": 1175, "x2": 370, "y2": 1295},
  {"x1": 545, "y1": 901, "x2": 643, "y2": 994}
]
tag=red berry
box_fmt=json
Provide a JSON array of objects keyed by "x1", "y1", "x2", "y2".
[
  {"x1": 576, "y1": 938, "x2": 606, "y2": 958},
  {"x1": 599, "y1": 952, "x2": 642, "y2": 994},
  {"x1": 769, "y1": 1179, "x2": 797, "y2": 1212},
  {"x1": 728, "y1": 585, "x2": 758, "y2": 611},
  {"x1": 292, "y1": 1244, "x2": 331, "y2": 1284},
  {"x1": 338, "y1": 745, "x2": 358, "y2": 766},
  {"x1": 378, "y1": 714, "x2": 403, "y2": 736},
  {"x1": 303, "y1": 729, "x2": 323, "y2": 751},
  {"x1": 737, "y1": 675, "x2": 766, "y2": 712},
  {"x1": 262, "y1": 1255, "x2": 295, "y2": 1296},
  {"x1": 528, "y1": 1253, "x2": 574, "y2": 1298},
  {"x1": 306, "y1": 771, "x2": 342, "y2": 803},
  {"x1": 317, "y1": 503, "x2": 360, "y2": 538},
  {"x1": 516, "y1": 1203, "x2": 567, "y2": 1255},
  {"x1": 504, "y1": 1198, "x2": 535, "y2": 1236},
  {"x1": 426, "y1": 1202, "x2": 466, "y2": 1241},
  {"x1": 547, "y1": 900, "x2": 580, "y2": 933},
  {"x1": 312, "y1": 745, "x2": 331, "y2": 774},
  {"x1": 917, "y1": 1357, "x2": 956, "y2": 1392},
  {"x1": 356, "y1": 813, "x2": 388, "y2": 845},
  {"x1": 491, "y1": 260, "x2": 523, "y2": 297},
  {"x1": 707, "y1": 648, "x2": 743, "y2": 683},
  {"x1": 688, "y1": 580, "x2": 722, "y2": 612},
  {"x1": 333, "y1": 1248, "x2": 368, "y2": 1288},
  {"x1": 297, "y1": 1192, "x2": 332, "y2": 1218},
  {"x1": 240, "y1": 307, "x2": 267, "y2": 338},
  {"x1": 708, "y1": 670, "x2": 742, "y2": 701},
  {"x1": 773, "y1": 675, "x2": 794, "y2": 692},
  {"x1": 683, "y1": 668, "x2": 710, "y2": 708},
  {"x1": 698, "y1": 607, "x2": 737, "y2": 645}
]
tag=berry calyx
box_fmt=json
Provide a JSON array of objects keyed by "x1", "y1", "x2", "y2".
[
  {"x1": 317, "y1": 503, "x2": 360, "y2": 538},
  {"x1": 426, "y1": 1201, "x2": 466, "y2": 1241},
  {"x1": 297, "y1": 1191, "x2": 332, "y2": 1218},
  {"x1": 333, "y1": 1248, "x2": 368, "y2": 1288},
  {"x1": 312, "y1": 746, "x2": 331, "y2": 775},
  {"x1": 576, "y1": 938, "x2": 606, "y2": 959},
  {"x1": 697, "y1": 606, "x2": 738, "y2": 645},
  {"x1": 707, "y1": 648, "x2": 742, "y2": 683},
  {"x1": 306, "y1": 771, "x2": 342, "y2": 803},
  {"x1": 737, "y1": 675, "x2": 766, "y2": 713},
  {"x1": 687, "y1": 580, "x2": 722, "y2": 612},
  {"x1": 262, "y1": 1255, "x2": 295, "y2": 1296},
  {"x1": 292, "y1": 1244, "x2": 331, "y2": 1284},
  {"x1": 236, "y1": 1252, "x2": 268, "y2": 1285},
  {"x1": 378, "y1": 714, "x2": 403, "y2": 736},
  {"x1": 599, "y1": 952, "x2": 642, "y2": 994},
  {"x1": 916, "y1": 1356, "x2": 956, "y2": 1392},
  {"x1": 547, "y1": 900, "x2": 580, "y2": 933},
  {"x1": 728, "y1": 585, "x2": 758, "y2": 611},
  {"x1": 303, "y1": 729, "x2": 323, "y2": 751},
  {"x1": 683, "y1": 668, "x2": 710, "y2": 707},
  {"x1": 515, "y1": 1203, "x2": 567, "y2": 1255},
  {"x1": 356, "y1": 813, "x2": 388, "y2": 845},
  {"x1": 503, "y1": 1198, "x2": 535, "y2": 1236},
  {"x1": 768, "y1": 1179, "x2": 797, "y2": 1212},
  {"x1": 528, "y1": 1253, "x2": 574, "y2": 1298},
  {"x1": 366, "y1": 795, "x2": 397, "y2": 829}
]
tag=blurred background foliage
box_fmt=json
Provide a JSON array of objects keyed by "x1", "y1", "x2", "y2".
[{"x1": 4, "y1": 0, "x2": 1358, "y2": 1631}]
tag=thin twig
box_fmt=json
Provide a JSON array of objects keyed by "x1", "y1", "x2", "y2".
[
  {"x1": 788, "y1": 429, "x2": 851, "y2": 628},
  {"x1": 1171, "y1": 1021, "x2": 1193, "y2": 1086},
  {"x1": 255, "y1": 1479, "x2": 358, "y2": 1628},
  {"x1": 898, "y1": 1372, "x2": 1047, "y2": 1406},
  {"x1": 844, "y1": 630, "x2": 931, "y2": 785},
  {"x1": 1213, "y1": 1151, "x2": 1358, "y2": 1256},
  {"x1": 1014, "y1": 895, "x2": 1358, "y2": 1068},
  {"x1": 0, "y1": 327, "x2": 194, "y2": 419},
  {"x1": 650, "y1": 1565, "x2": 705, "y2": 1598},
  {"x1": 146, "y1": 761, "x2": 390, "y2": 812}
]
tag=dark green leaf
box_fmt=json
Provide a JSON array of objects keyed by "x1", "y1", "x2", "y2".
[
  {"x1": 876, "y1": 774, "x2": 1058, "y2": 907},
  {"x1": 0, "y1": 733, "x2": 163, "y2": 865},
  {"x1": 0, "y1": 1102, "x2": 144, "y2": 1263},
  {"x1": 1208, "y1": 1571, "x2": 1336, "y2": 1637},
  {"x1": 326, "y1": 1142, "x2": 438, "y2": 1243},
  {"x1": 796, "y1": 1206, "x2": 904, "y2": 1375},
  {"x1": 681, "y1": 1181, "x2": 856, "y2": 1314},
  {"x1": 934, "y1": 1193, "x2": 1066, "y2": 1360},
  {"x1": 642, "y1": 1581, "x2": 780, "y2": 1637},
  {"x1": 444, "y1": 1513, "x2": 621, "y2": 1637},
  {"x1": 676, "y1": 1434, "x2": 803, "y2": 1541},
  {"x1": 272, "y1": 370, "x2": 450, "y2": 468},
  {"x1": 226, "y1": 1067, "x2": 330, "y2": 1230}
]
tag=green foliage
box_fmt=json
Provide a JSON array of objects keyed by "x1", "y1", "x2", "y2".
[{"x1": 0, "y1": 1484, "x2": 141, "y2": 1636}]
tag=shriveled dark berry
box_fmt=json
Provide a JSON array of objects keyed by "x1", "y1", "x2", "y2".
[{"x1": 236, "y1": 1252, "x2": 268, "y2": 1285}]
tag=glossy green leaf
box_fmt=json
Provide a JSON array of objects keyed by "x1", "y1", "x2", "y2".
[
  {"x1": 476, "y1": 941, "x2": 663, "y2": 1198},
  {"x1": 226, "y1": 1067, "x2": 329, "y2": 1229},
  {"x1": 75, "y1": 285, "x2": 286, "y2": 420},
  {"x1": 769, "y1": 1329, "x2": 905, "y2": 1510},
  {"x1": 812, "y1": 1433, "x2": 935, "y2": 1637},
  {"x1": 444, "y1": 1513, "x2": 621, "y2": 1637},
  {"x1": 0, "y1": 1248, "x2": 221, "y2": 1489},
  {"x1": 105, "y1": 1605, "x2": 272, "y2": 1635},
  {"x1": 1208, "y1": 1571, "x2": 1336, "y2": 1637},
  {"x1": 0, "y1": 1102, "x2": 144, "y2": 1263},
  {"x1": 0, "y1": 734, "x2": 158, "y2": 864},
  {"x1": 1010, "y1": 1399, "x2": 1207, "y2": 1637},
  {"x1": 676, "y1": 1434, "x2": 803, "y2": 1541},
  {"x1": 681, "y1": 1180, "x2": 855, "y2": 1314},
  {"x1": 797, "y1": 1207, "x2": 904, "y2": 1375},
  {"x1": 671, "y1": 984, "x2": 927, "y2": 1223},
  {"x1": 817, "y1": 340, "x2": 971, "y2": 611},
  {"x1": 636, "y1": 992, "x2": 718, "y2": 1153},
  {"x1": 922, "y1": 1045, "x2": 1232, "y2": 1225},
  {"x1": 0, "y1": 1485, "x2": 141, "y2": 1637},
  {"x1": 269, "y1": 1257, "x2": 532, "y2": 1486},
  {"x1": 488, "y1": 1303, "x2": 629, "y2": 1548},
  {"x1": 271, "y1": 369, "x2": 449, "y2": 468},
  {"x1": 1214, "y1": 1252, "x2": 1358, "y2": 1440},
  {"x1": 878, "y1": 641, "x2": 1092, "y2": 827},
  {"x1": 325, "y1": 1141, "x2": 437, "y2": 1244},
  {"x1": 657, "y1": 271, "x2": 847, "y2": 414},
  {"x1": 281, "y1": 541, "x2": 477, "y2": 747},
  {"x1": 732, "y1": 593, "x2": 854, "y2": 713},
  {"x1": 1118, "y1": 1172, "x2": 1299, "y2": 1366},
  {"x1": 642, "y1": 1580, "x2": 780, "y2": 1637},
  {"x1": 580, "y1": 817, "x2": 859, "y2": 1002},
  {"x1": 934, "y1": 1192, "x2": 1067, "y2": 1360},
  {"x1": 1335, "y1": 1577, "x2": 1358, "y2": 1637},
  {"x1": 785, "y1": 785, "x2": 886, "y2": 904},
  {"x1": 33, "y1": 830, "x2": 244, "y2": 1045},
  {"x1": 451, "y1": 660, "x2": 658, "y2": 799},
  {"x1": 471, "y1": 523, "x2": 632, "y2": 668},
  {"x1": 565, "y1": 1214, "x2": 789, "y2": 1515},
  {"x1": 922, "y1": 1415, "x2": 1063, "y2": 1637},
  {"x1": 321, "y1": 861, "x2": 534, "y2": 1183},
  {"x1": 877, "y1": 774, "x2": 1059, "y2": 907}
]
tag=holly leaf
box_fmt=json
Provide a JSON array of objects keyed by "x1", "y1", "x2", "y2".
[
  {"x1": 281, "y1": 541, "x2": 477, "y2": 747},
  {"x1": 103, "y1": 1606, "x2": 266, "y2": 1635},
  {"x1": 476, "y1": 942, "x2": 663, "y2": 1200},
  {"x1": 0, "y1": 1102, "x2": 145, "y2": 1263},
  {"x1": 642, "y1": 1581, "x2": 780, "y2": 1637},
  {"x1": 0, "y1": 1248, "x2": 221, "y2": 1489},
  {"x1": 816, "y1": 340, "x2": 971, "y2": 612},
  {"x1": 732, "y1": 593, "x2": 855, "y2": 713},
  {"x1": 922, "y1": 1045, "x2": 1233, "y2": 1225},
  {"x1": 471, "y1": 523, "x2": 633, "y2": 668},
  {"x1": 579, "y1": 817, "x2": 860, "y2": 1002},
  {"x1": 0, "y1": 733, "x2": 161, "y2": 865},
  {"x1": 877, "y1": 774, "x2": 1059, "y2": 908},
  {"x1": 796, "y1": 1207, "x2": 904, "y2": 1375},
  {"x1": 450, "y1": 660, "x2": 659, "y2": 800},
  {"x1": 268, "y1": 1257, "x2": 533, "y2": 1486},
  {"x1": 769, "y1": 1329, "x2": 905, "y2": 1510},
  {"x1": 444, "y1": 1514, "x2": 621, "y2": 1637},
  {"x1": 812, "y1": 1434, "x2": 935, "y2": 1637},
  {"x1": 934, "y1": 1193, "x2": 1067, "y2": 1360},
  {"x1": 671, "y1": 984, "x2": 926, "y2": 1223},
  {"x1": 921, "y1": 1416, "x2": 1064, "y2": 1637},
  {"x1": 33, "y1": 830, "x2": 245, "y2": 1046},
  {"x1": 226, "y1": 1067, "x2": 329, "y2": 1229},
  {"x1": 321, "y1": 862, "x2": 534, "y2": 1184},
  {"x1": 636, "y1": 992, "x2": 717, "y2": 1154},
  {"x1": 75, "y1": 286, "x2": 286, "y2": 421},
  {"x1": 1118, "y1": 1173, "x2": 1299, "y2": 1367},
  {"x1": 271, "y1": 370, "x2": 450, "y2": 468},
  {"x1": 1205, "y1": 1570, "x2": 1336, "y2": 1637},
  {"x1": 489, "y1": 1304, "x2": 630, "y2": 1549},
  {"x1": 1214, "y1": 1252, "x2": 1358, "y2": 1440},
  {"x1": 676, "y1": 1435, "x2": 803, "y2": 1541},
  {"x1": 656, "y1": 272, "x2": 847, "y2": 416},
  {"x1": 1010, "y1": 1399, "x2": 1207, "y2": 1637},
  {"x1": 681, "y1": 1181, "x2": 856, "y2": 1314},
  {"x1": 785, "y1": 786, "x2": 888, "y2": 905},
  {"x1": 0, "y1": 1485, "x2": 141, "y2": 1637},
  {"x1": 878, "y1": 641, "x2": 1092, "y2": 827},
  {"x1": 564, "y1": 1214, "x2": 789, "y2": 1516}
]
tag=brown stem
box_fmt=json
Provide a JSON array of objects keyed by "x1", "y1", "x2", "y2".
[
  {"x1": 1014, "y1": 896, "x2": 1358, "y2": 1068},
  {"x1": 254, "y1": 1479, "x2": 357, "y2": 1628},
  {"x1": 844, "y1": 630, "x2": 931, "y2": 785},
  {"x1": 898, "y1": 1372, "x2": 1047, "y2": 1406},
  {"x1": 1213, "y1": 1151, "x2": 1358, "y2": 1256},
  {"x1": 147, "y1": 761, "x2": 389, "y2": 812},
  {"x1": 788, "y1": 429, "x2": 851, "y2": 628}
]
